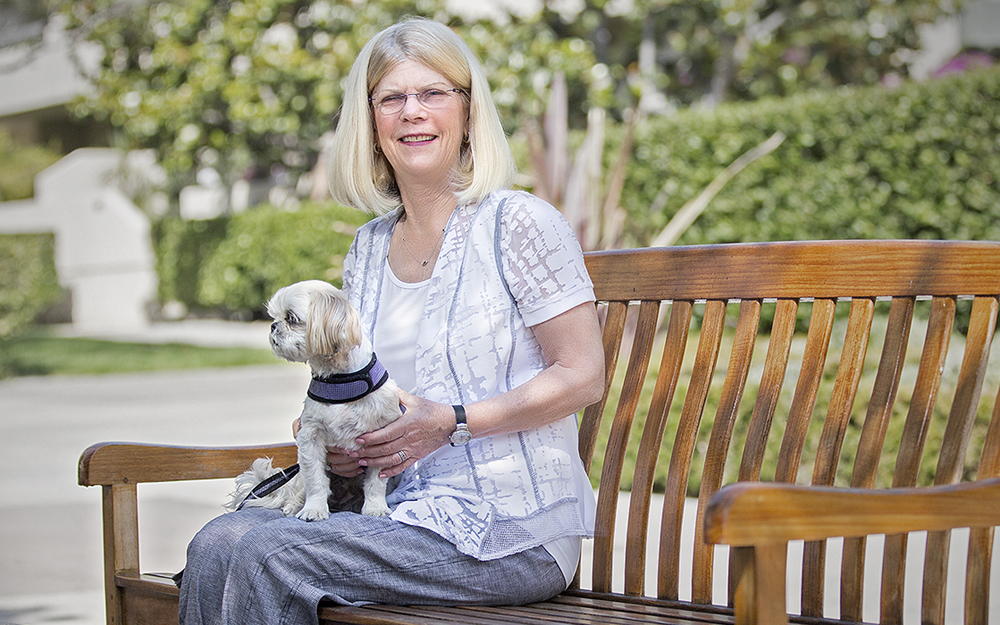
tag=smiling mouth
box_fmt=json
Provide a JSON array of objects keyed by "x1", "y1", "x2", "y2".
[{"x1": 400, "y1": 135, "x2": 436, "y2": 143}]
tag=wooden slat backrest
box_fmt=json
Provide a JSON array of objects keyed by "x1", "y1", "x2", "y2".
[{"x1": 580, "y1": 240, "x2": 1000, "y2": 624}]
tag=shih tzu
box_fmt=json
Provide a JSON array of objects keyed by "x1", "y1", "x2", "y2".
[{"x1": 228, "y1": 280, "x2": 402, "y2": 520}]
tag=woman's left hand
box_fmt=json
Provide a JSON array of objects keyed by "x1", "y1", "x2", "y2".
[{"x1": 352, "y1": 389, "x2": 454, "y2": 479}]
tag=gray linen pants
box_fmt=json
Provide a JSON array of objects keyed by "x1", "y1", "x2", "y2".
[{"x1": 178, "y1": 507, "x2": 568, "y2": 625}]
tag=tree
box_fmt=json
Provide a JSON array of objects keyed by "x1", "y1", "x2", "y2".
[
  {"x1": 536, "y1": 0, "x2": 966, "y2": 108},
  {"x1": 50, "y1": 0, "x2": 601, "y2": 199}
]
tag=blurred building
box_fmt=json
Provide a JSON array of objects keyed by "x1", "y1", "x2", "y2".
[{"x1": 0, "y1": 9, "x2": 109, "y2": 153}]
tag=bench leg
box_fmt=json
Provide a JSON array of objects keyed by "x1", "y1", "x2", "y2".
[
  {"x1": 102, "y1": 483, "x2": 140, "y2": 625},
  {"x1": 731, "y1": 545, "x2": 788, "y2": 625}
]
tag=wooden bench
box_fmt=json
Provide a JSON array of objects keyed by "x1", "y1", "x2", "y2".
[{"x1": 79, "y1": 239, "x2": 1000, "y2": 625}]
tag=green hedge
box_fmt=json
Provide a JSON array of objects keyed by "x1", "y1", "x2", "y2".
[
  {"x1": 620, "y1": 65, "x2": 1000, "y2": 246},
  {"x1": 0, "y1": 234, "x2": 62, "y2": 338},
  {"x1": 154, "y1": 202, "x2": 371, "y2": 318},
  {"x1": 0, "y1": 130, "x2": 61, "y2": 201},
  {"x1": 153, "y1": 216, "x2": 230, "y2": 310}
]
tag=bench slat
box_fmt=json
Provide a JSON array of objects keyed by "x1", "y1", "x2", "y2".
[
  {"x1": 625, "y1": 300, "x2": 692, "y2": 596},
  {"x1": 840, "y1": 297, "x2": 915, "y2": 619},
  {"x1": 659, "y1": 299, "x2": 727, "y2": 600},
  {"x1": 594, "y1": 300, "x2": 660, "y2": 593},
  {"x1": 693, "y1": 301, "x2": 762, "y2": 604},
  {"x1": 774, "y1": 299, "x2": 836, "y2": 485},
  {"x1": 585, "y1": 241, "x2": 1000, "y2": 302},
  {"x1": 738, "y1": 298, "x2": 798, "y2": 482}
]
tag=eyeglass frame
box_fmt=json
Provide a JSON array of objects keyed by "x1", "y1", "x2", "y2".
[{"x1": 369, "y1": 88, "x2": 467, "y2": 115}]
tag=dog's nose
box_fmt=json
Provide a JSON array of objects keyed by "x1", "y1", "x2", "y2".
[{"x1": 270, "y1": 321, "x2": 279, "y2": 334}]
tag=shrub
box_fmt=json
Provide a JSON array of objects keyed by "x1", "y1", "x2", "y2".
[
  {"x1": 619, "y1": 65, "x2": 1000, "y2": 246},
  {"x1": 0, "y1": 234, "x2": 62, "y2": 338},
  {"x1": 153, "y1": 216, "x2": 230, "y2": 312},
  {"x1": 196, "y1": 202, "x2": 370, "y2": 317},
  {"x1": 0, "y1": 130, "x2": 61, "y2": 201}
]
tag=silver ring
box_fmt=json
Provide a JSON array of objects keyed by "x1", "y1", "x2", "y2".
[{"x1": 397, "y1": 450, "x2": 407, "y2": 464}]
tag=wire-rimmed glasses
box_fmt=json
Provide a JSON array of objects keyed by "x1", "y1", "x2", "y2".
[{"x1": 370, "y1": 88, "x2": 466, "y2": 116}]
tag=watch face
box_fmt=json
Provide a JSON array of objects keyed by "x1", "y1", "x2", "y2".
[{"x1": 450, "y1": 428, "x2": 472, "y2": 445}]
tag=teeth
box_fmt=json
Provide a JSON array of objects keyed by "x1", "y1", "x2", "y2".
[{"x1": 401, "y1": 135, "x2": 435, "y2": 143}]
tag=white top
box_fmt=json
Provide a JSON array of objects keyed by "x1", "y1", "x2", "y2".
[
  {"x1": 344, "y1": 189, "x2": 597, "y2": 575},
  {"x1": 373, "y1": 267, "x2": 428, "y2": 394},
  {"x1": 375, "y1": 261, "x2": 581, "y2": 584}
]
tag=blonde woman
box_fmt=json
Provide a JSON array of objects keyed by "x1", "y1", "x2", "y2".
[{"x1": 179, "y1": 18, "x2": 603, "y2": 624}]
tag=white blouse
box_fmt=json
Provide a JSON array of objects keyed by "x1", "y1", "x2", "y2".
[{"x1": 343, "y1": 190, "x2": 597, "y2": 568}]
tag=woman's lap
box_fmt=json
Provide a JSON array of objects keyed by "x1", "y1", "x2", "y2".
[{"x1": 179, "y1": 508, "x2": 567, "y2": 625}]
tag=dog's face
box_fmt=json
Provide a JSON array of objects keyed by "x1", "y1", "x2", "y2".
[{"x1": 266, "y1": 280, "x2": 362, "y2": 367}]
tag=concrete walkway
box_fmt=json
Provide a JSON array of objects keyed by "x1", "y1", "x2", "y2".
[
  {"x1": 0, "y1": 321, "x2": 991, "y2": 624},
  {"x1": 0, "y1": 322, "x2": 302, "y2": 624}
]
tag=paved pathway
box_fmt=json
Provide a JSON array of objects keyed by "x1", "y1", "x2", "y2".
[{"x1": 0, "y1": 360, "x2": 309, "y2": 625}]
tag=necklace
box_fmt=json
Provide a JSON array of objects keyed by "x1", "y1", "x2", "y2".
[{"x1": 398, "y1": 225, "x2": 446, "y2": 267}]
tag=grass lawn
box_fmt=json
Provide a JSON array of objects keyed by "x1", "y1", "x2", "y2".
[{"x1": 0, "y1": 332, "x2": 277, "y2": 378}]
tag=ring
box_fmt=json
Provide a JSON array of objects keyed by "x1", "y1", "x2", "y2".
[{"x1": 397, "y1": 450, "x2": 407, "y2": 464}]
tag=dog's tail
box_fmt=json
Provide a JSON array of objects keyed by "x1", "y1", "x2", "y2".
[{"x1": 225, "y1": 457, "x2": 304, "y2": 513}]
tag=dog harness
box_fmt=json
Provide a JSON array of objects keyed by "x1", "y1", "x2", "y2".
[{"x1": 306, "y1": 353, "x2": 389, "y2": 404}]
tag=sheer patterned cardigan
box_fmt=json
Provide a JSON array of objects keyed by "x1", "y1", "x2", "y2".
[{"x1": 341, "y1": 189, "x2": 598, "y2": 561}]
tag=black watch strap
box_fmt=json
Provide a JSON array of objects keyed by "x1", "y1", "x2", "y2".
[{"x1": 450, "y1": 405, "x2": 472, "y2": 446}]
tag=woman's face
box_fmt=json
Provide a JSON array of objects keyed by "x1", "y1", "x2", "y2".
[{"x1": 371, "y1": 59, "x2": 468, "y2": 191}]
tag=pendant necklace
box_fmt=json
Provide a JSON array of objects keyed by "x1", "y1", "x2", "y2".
[{"x1": 398, "y1": 221, "x2": 446, "y2": 267}]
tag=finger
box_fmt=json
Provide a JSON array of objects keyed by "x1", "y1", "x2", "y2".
[
  {"x1": 378, "y1": 453, "x2": 415, "y2": 480},
  {"x1": 359, "y1": 447, "x2": 411, "y2": 468}
]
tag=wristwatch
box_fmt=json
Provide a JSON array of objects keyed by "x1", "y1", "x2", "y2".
[{"x1": 449, "y1": 405, "x2": 472, "y2": 446}]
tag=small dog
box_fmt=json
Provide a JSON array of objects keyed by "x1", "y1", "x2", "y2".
[{"x1": 228, "y1": 280, "x2": 402, "y2": 520}]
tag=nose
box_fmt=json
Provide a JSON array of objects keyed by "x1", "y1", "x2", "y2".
[
  {"x1": 270, "y1": 321, "x2": 279, "y2": 334},
  {"x1": 399, "y1": 94, "x2": 428, "y2": 119}
]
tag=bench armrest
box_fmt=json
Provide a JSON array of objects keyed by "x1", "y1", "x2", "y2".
[
  {"x1": 704, "y1": 477, "x2": 1000, "y2": 546},
  {"x1": 78, "y1": 441, "x2": 298, "y2": 487}
]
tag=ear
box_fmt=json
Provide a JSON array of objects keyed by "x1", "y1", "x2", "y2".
[{"x1": 306, "y1": 291, "x2": 362, "y2": 356}]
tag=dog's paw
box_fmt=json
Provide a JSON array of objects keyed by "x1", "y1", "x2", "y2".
[
  {"x1": 296, "y1": 504, "x2": 330, "y2": 522},
  {"x1": 361, "y1": 500, "x2": 391, "y2": 517}
]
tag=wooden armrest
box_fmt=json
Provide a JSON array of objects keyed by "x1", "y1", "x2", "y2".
[
  {"x1": 78, "y1": 441, "x2": 297, "y2": 487},
  {"x1": 704, "y1": 477, "x2": 1000, "y2": 546}
]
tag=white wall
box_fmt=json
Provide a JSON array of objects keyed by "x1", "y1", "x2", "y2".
[{"x1": 0, "y1": 148, "x2": 157, "y2": 331}]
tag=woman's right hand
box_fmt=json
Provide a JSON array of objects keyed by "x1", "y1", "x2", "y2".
[
  {"x1": 325, "y1": 446, "x2": 365, "y2": 477},
  {"x1": 293, "y1": 417, "x2": 365, "y2": 477}
]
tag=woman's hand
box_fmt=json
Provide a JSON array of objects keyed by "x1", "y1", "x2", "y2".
[
  {"x1": 350, "y1": 389, "x2": 454, "y2": 479},
  {"x1": 296, "y1": 416, "x2": 366, "y2": 478},
  {"x1": 325, "y1": 446, "x2": 365, "y2": 478}
]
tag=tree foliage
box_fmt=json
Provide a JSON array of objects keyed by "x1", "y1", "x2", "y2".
[
  {"x1": 547, "y1": 0, "x2": 965, "y2": 108},
  {"x1": 52, "y1": 0, "x2": 599, "y2": 193},
  {"x1": 50, "y1": 0, "x2": 966, "y2": 200}
]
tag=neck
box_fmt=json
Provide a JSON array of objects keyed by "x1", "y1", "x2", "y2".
[
  {"x1": 398, "y1": 185, "x2": 456, "y2": 230},
  {"x1": 308, "y1": 340, "x2": 373, "y2": 379}
]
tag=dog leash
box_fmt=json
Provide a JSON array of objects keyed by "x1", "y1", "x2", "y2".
[{"x1": 235, "y1": 463, "x2": 301, "y2": 510}]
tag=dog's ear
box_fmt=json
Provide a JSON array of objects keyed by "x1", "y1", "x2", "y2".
[{"x1": 306, "y1": 291, "x2": 361, "y2": 356}]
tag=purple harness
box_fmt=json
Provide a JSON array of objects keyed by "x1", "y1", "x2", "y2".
[{"x1": 307, "y1": 353, "x2": 389, "y2": 404}]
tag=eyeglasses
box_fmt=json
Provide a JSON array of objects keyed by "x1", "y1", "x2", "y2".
[{"x1": 369, "y1": 88, "x2": 466, "y2": 115}]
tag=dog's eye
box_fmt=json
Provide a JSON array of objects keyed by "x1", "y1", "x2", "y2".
[{"x1": 286, "y1": 312, "x2": 301, "y2": 325}]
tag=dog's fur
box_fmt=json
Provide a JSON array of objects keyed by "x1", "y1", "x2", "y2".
[{"x1": 227, "y1": 280, "x2": 402, "y2": 520}]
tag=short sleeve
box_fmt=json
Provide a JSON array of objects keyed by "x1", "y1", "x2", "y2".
[{"x1": 499, "y1": 193, "x2": 595, "y2": 328}]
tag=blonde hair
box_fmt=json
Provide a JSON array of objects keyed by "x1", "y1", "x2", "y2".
[{"x1": 328, "y1": 18, "x2": 515, "y2": 215}]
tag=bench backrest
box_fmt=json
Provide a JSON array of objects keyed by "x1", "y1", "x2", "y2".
[{"x1": 579, "y1": 240, "x2": 1000, "y2": 623}]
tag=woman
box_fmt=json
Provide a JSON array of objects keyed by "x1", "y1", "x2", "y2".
[{"x1": 179, "y1": 17, "x2": 604, "y2": 624}]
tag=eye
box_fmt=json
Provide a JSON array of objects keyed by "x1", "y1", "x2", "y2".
[
  {"x1": 378, "y1": 93, "x2": 406, "y2": 107},
  {"x1": 285, "y1": 312, "x2": 301, "y2": 325}
]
